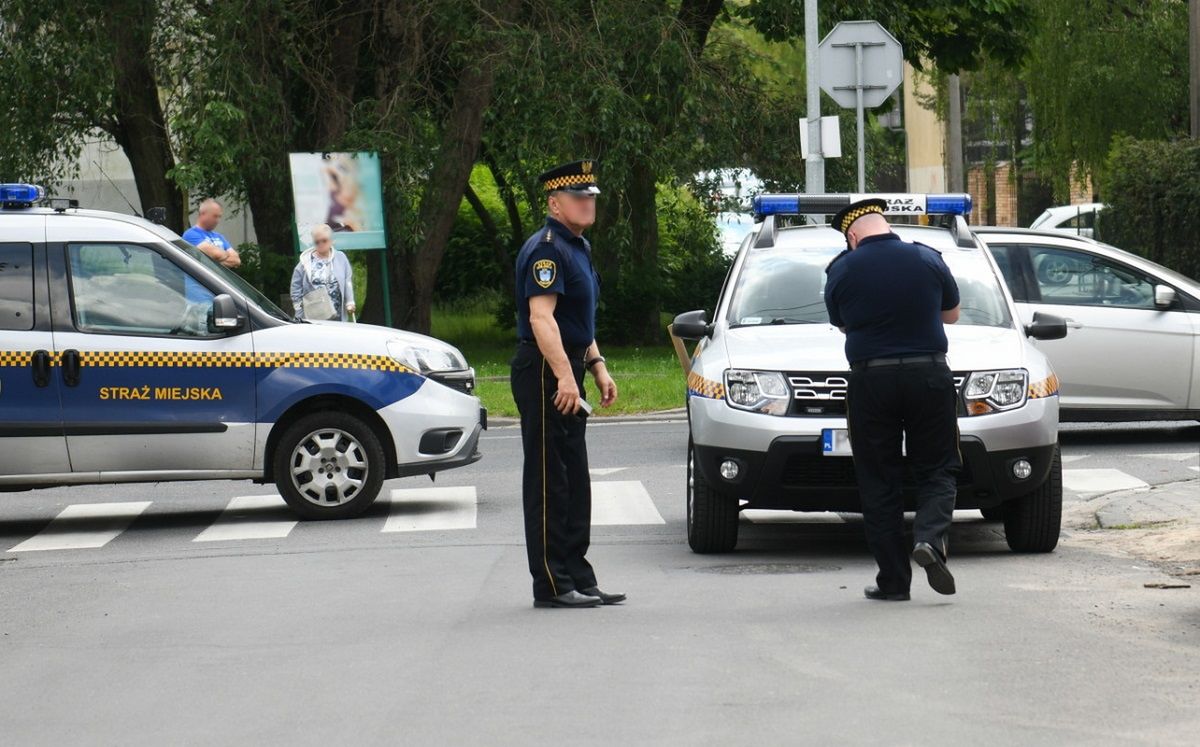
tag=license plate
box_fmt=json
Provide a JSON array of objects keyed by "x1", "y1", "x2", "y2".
[{"x1": 822, "y1": 428, "x2": 853, "y2": 457}]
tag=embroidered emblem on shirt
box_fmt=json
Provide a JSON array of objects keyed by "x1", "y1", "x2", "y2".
[{"x1": 533, "y1": 259, "x2": 557, "y2": 289}]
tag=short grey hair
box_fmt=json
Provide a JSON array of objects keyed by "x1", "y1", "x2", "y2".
[
  {"x1": 310, "y1": 223, "x2": 333, "y2": 243},
  {"x1": 197, "y1": 198, "x2": 222, "y2": 215}
]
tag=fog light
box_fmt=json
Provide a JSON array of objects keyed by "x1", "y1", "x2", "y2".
[
  {"x1": 720, "y1": 460, "x2": 740, "y2": 480},
  {"x1": 1012, "y1": 459, "x2": 1032, "y2": 480}
]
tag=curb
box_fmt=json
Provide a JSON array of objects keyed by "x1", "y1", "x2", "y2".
[{"x1": 488, "y1": 408, "x2": 687, "y2": 428}]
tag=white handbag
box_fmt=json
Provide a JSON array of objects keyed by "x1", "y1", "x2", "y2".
[{"x1": 301, "y1": 255, "x2": 338, "y2": 320}]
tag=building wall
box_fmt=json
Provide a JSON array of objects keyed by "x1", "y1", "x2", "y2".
[
  {"x1": 966, "y1": 161, "x2": 1020, "y2": 227},
  {"x1": 52, "y1": 136, "x2": 259, "y2": 246},
  {"x1": 903, "y1": 63, "x2": 946, "y2": 194}
]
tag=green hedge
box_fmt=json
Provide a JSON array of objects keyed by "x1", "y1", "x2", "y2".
[{"x1": 1101, "y1": 137, "x2": 1200, "y2": 281}]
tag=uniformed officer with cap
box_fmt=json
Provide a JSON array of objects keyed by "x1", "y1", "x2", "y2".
[
  {"x1": 510, "y1": 159, "x2": 624, "y2": 609},
  {"x1": 824, "y1": 198, "x2": 962, "y2": 601}
]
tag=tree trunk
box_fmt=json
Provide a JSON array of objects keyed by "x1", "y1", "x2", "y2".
[
  {"x1": 108, "y1": 0, "x2": 184, "y2": 233},
  {"x1": 627, "y1": 162, "x2": 661, "y2": 343},
  {"x1": 464, "y1": 183, "x2": 516, "y2": 299},
  {"x1": 404, "y1": 0, "x2": 521, "y2": 334}
]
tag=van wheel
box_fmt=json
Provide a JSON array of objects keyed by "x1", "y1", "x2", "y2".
[
  {"x1": 273, "y1": 412, "x2": 385, "y2": 520},
  {"x1": 687, "y1": 440, "x2": 739, "y2": 553},
  {"x1": 1003, "y1": 446, "x2": 1062, "y2": 552}
]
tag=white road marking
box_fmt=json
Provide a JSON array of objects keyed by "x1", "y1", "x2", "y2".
[
  {"x1": 743, "y1": 510, "x2": 846, "y2": 524},
  {"x1": 194, "y1": 495, "x2": 298, "y2": 543},
  {"x1": 1061, "y1": 454, "x2": 1091, "y2": 464},
  {"x1": 1190, "y1": 466, "x2": 1199, "y2": 473},
  {"x1": 9, "y1": 502, "x2": 152, "y2": 552},
  {"x1": 589, "y1": 467, "x2": 627, "y2": 477},
  {"x1": 1062, "y1": 468, "x2": 1149, "y2": 494},
  {"x1": 1136, "y1": 452, "x2": 1200, "y2": 462},
  {"x1": 383, "y1": 486, "x2": 477, "y2": 532},
  {"x1": 591, "y1": 481, "x2": 665, "y2": 525}
]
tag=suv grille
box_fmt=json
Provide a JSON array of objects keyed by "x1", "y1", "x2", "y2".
[{"x1": 784, "y1": 372, "x2": 967, "y2": 417}]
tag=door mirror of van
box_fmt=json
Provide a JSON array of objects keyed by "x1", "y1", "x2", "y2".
[
  {"x1": 1154, "y1": 284, "x2": 1177, "y2": 310},
  {"x1": 1024, "y1": 311, "x2": 1067, "y2": 341},
  {"x1": 671, "y1": 310, "x2": 713, "y2": 341},
  {"x1": 210, "y1": 294, "x2": 244, "y2": 332}
]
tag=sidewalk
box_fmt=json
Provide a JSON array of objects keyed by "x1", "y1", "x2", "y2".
[{"x1": 1064, "y1": 477, "x2": 1200, "y2": 577}]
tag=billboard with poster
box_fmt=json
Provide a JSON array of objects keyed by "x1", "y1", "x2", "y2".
[{"x1": 288, "y1": 152, "x2": 386, "y2": 251}]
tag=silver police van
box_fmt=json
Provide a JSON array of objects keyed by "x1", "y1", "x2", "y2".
[
  {"x1": 672, "y1": 194, "x2": 1067, "y2": 554},
  {"x1": 0, "y1": 184, "x2": 484, "y2": 519}
]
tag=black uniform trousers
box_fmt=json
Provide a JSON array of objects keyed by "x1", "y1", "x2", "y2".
[
  {"x1": 510, "y1": 343, "x2": 597, "y2": 600},
  {"x1": 846, "y1": 359, "x2": 961, "y2": 593}
]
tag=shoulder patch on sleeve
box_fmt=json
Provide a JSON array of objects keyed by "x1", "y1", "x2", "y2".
[{"x1": 533, "y1": 258, "x2": 557, "y2": 289}]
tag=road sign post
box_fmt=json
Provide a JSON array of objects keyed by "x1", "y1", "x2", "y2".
[{"x1": 818, "y1": 21, "x2": 904, "y2": 192}]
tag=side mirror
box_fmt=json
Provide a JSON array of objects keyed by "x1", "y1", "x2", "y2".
[
  {"x1": 209, "y1": 293, "x2": 244, "y2": 332},
  {"x1": 671, "y1": 309, "x2": 713, "y2": 341},
  {"x1": 1154, "y1": 284, "x2": 1177, "y2": 310},
  {"x1": 1024, "y1": 311, "x2": 1067, "y2": 341}
]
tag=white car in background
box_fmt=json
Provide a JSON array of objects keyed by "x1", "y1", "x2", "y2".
[
  {"x1": 1029, "y1": 203, "x2": 1106, "y2": 238},
  {"x1": 977, "y1": 227, "x2": 1200, "y2": 423}
]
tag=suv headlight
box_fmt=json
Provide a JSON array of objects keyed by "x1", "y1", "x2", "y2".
[
  {"x1": 724, "y1": 369, "x2": 790, "y2": 416},
  {"x1": 962, "y1": 369, "x2": 1028, "y2": 415},
  {"x1": 386, "y1": 340, "x2": 467, "y2": 374}
]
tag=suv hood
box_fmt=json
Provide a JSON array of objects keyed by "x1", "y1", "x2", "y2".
[{"x1": 720, "y1": 323, "x2": 1026, "y2": 373}]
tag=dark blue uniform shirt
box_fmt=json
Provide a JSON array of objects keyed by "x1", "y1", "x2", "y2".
[
  {"x1": 515, "y1": 217, "x2": 600, "y2": 349},
  {"x1": 824, "y1": 232, "x2": 960, "y2": 364}
]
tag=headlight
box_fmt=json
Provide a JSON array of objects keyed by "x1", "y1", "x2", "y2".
[
  {"x1": 962, "y1": 369, "x2": 1028, "y2": 415},
  {"x1": 386, "y1": 340, "x2": 467, "y2": 374},
  {"x1": 724, "y1": 369, "x2": 790, "y2": 416}
]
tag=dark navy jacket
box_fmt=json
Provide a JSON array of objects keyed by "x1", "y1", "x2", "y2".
[{"x1": 515, "y1": 217, "x2": 600, "y2": 349}]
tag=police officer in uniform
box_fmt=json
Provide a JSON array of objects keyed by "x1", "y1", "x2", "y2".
[
  {"x1": 823, "y1": 199, "x2": 962, "y2": 601},
  {"x1": 511, "y1": 160, "x2": 624, "y2": 609}
]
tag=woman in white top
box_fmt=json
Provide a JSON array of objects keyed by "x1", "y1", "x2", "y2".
[{"x1": 290, "y1": 223, "x2": 356, "y2": 321}]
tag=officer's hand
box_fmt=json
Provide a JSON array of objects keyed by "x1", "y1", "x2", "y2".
[
  {"x1": 554, "y1": 377, "x2": 581, "y2": 415},
  {"x1": 594, "y1": 369, "x2": 617, "y2": 407}
]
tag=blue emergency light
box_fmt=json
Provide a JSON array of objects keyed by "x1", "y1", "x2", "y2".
[
  {"x1": 0, "y1": 183, "x2": 46, "y2": 206},
  {"x1": 752, "y1": 193, "x2": 972, "y2": 219}
]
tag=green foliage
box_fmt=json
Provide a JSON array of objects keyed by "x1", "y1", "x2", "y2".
[
  {"x1": 1025, "y1": 0, "x2": 1189, "y2": 197},
  {"x1": 1101, "y1": 138, "x2": 1200, "y2": 282}
]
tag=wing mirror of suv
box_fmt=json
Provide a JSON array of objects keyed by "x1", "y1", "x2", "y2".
[
  {"x1": 1154, "y1": 284, "x2": 1177, "y2": 309},
  {"x1": 1024, "y1": 311, "x2": 1068, "y2": 341},
  {"x1": 209, "y1": 293, "x2": 245, "y2": 332},
  {"x1": 671, "y1": 309, "x2": 713, "y2": 341}
]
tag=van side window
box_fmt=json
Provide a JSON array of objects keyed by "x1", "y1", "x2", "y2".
[
  {"x1": 0, "y1": 243, "x2": 35, "y2": 331},
  {"x1": 67, "y1": 243, "x2": 217, "y2": 337}
]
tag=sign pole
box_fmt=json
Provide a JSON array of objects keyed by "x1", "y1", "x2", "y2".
[
  {"x1": 804, "y1": 0, "x2": 825, "y2": 198},
  {"x1": 855, "y1": 42, "x2": 866, "y2": 192}
]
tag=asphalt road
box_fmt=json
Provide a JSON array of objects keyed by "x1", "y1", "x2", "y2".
[{"x1": 1, "y1": 420, "x2": 1198, "y2": 745}]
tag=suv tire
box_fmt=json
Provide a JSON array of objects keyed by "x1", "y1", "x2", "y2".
[
  {"x1": 687, "y1": 439, "x2": 739, "y2": 553},
  {"x1": 1003, "y1": 446, "x2": 1062, "y2": 553}
]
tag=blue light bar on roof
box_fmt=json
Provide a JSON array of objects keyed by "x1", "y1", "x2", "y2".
[
  {"x1": 752, "y1": 192, "x2": 972, "y2": 219},
  {"x1": 0, "y1": 183, "x2": 45, "y2": 205}
]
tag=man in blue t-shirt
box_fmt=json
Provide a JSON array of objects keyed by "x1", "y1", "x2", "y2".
[
  {"x1": 182, "y1": 199, "x2": 241, "y2": 269},
  {"x1": 510, "y1": 159, "x2": 623, "y2": 610},
  {"x1": 824, "y1": 198, "x2": 962, "y2": 603}
]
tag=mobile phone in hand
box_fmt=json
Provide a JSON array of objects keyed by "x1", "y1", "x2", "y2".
[{"x1": 576, "y1": 398, "x2": 593, "y2": 419}]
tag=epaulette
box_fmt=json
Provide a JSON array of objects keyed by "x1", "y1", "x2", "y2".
[
  {"x1": 825, "y1": 248, "x2": 851, "y2": 274},
  {"x1": 542, "y1": 228, "x2": 554, "y2": 243}
]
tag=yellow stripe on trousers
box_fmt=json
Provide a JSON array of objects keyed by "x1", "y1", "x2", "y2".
[{"x1": 540, "y1": 357, "x2": 558, "y2": 596}]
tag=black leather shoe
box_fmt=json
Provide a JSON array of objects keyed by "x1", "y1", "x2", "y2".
[
  {"x1": 533, "y1": 590, "x2": 603, "y2": 609},
  {"x1": 913, "y1": 542, "x2": 956, "y2": 595},
  {"x1": 580, "y1": 587, "x2": 626, "y2": 605},
  {"x1": 864, "y1": 586, "x2": 910, "y2": 601}
]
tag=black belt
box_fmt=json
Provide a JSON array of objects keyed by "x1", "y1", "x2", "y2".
[
  {"x1": 518, "y1": 339, "x2": 588, "y2": 361},
  {"x1": 852, "y1": 353, "x2": 946, "y2": 370}
]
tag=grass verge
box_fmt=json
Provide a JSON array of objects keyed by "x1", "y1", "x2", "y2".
[{"x1": 431, "y1": 298, "x2": 688, "y2": 418}]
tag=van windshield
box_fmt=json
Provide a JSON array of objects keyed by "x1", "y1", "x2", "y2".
[
  {"x1": 726, "y1": 242, "x2": 1013, "y2": 329},
  {"x1": 173, "y1": 240, "x2": 293, "y2": 322}
]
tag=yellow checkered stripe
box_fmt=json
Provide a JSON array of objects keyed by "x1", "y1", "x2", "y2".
[
  {"x1": 0, "y1": 350, "x2": 34, "y2": 367},
  {"x1": 836, "y1": 204, "x2": 884, "y2": 233},
  {"x1": 1, "y1": 350, "x2": 412, "y2": 373},
  {"x1": 687, "y1": 371, "x2": 725, "y2": 400},
  {"x1": 1028, "y1": 373, "x2": 1060, "y2": 399},
  {"x1": 543, "y1": 174, "x2": 597, "y2": 192}
]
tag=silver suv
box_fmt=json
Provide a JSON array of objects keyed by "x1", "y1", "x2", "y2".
[{"x1": 672, "y1": 194, "x2": 1068, "y2": 554}]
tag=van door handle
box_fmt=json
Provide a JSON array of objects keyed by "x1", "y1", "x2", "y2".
[
  {"x1": 31, "y1": 349, "x2": 51, "y2": 387},
  {"x1": 61, "y1": 349, "x2": 81, "y2": 387}
]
